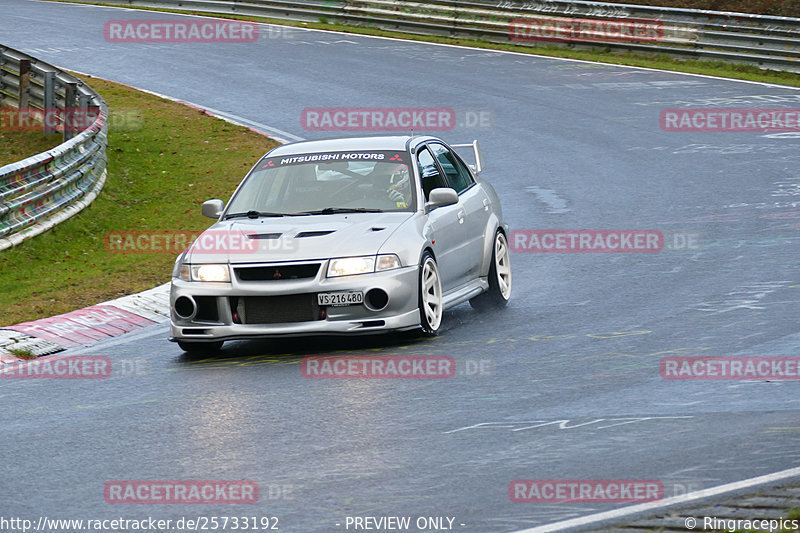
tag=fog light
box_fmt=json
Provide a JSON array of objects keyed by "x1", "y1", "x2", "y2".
[
  {"x1": 174, "y1": 296, "x2": 197, "y2": 319},
  {"x1": 365, "y1": 289, "x2": 389, "y2": 311}
]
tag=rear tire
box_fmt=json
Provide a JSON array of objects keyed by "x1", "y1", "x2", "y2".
[
  {"x1": 470, "y1": 230, "x2": 512, "y2": 310},
  {"x1": 177, "y1": 340, "x2": 224, "y2": 354},
  {"x1": 418, "y1": 252, "x2": 443, "y2": 336}
]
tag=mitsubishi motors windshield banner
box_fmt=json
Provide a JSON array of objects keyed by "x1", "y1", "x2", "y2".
[
  {"x1": 301, "y1": 108, "x2": 456, "y2": 131},
  {"x1": 260, "y1": 150, "x2": 409, "y2": 168}
]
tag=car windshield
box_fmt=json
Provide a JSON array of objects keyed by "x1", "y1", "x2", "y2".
[{"x1": 226, "y1": 150, "x2": 416, "y2": 218}]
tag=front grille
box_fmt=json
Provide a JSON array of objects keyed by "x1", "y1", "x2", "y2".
[
  {"x1": 235, "y1": 263, "x2": 321, "y2": 281},
  {"x1": 242, "y1": 295, "x2": 320, "y2": 324}
]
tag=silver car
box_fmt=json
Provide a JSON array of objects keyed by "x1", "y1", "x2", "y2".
[{"x1": 169, "y1": 135, "x2": 511, "y2": 353}]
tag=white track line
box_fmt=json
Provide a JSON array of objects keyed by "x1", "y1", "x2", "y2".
[
  {"x1": 77, "y1": 72, "x2": 304, "y2": 143},
  {"x1": 198, "y1": 106, "x2": 305, "y2": 142},
  {"x1": 35, "y1": 0, "x2": 800, "y2": 91},
  {"x1": 510, "y1": 466, "x2": 800, "y2": 532},
  {"x1": 61, "y1": 69, "x2": 304, "y2": 143}
]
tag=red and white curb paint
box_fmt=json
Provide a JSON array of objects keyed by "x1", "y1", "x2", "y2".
[{"x1": 0, "y1": 283, "x2": 170, "y2": 363}]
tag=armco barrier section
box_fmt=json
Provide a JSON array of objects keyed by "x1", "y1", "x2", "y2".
[
  {"x1": 96, "y1": 0, "x2": 799, "y2": 73},
  {"x1": 0, "y1": 45, "x2": 108, "y2": 250}
]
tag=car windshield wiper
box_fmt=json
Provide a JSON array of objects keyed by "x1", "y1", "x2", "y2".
[
  {"x1": 225, "y1": 211, "x2": 288, "y2": 220},
  {"x1": 297, "y1": 207, "x2": 384, "y2": 215}
]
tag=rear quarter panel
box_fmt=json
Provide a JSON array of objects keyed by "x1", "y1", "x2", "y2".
[{"x1": 476, "y1": 178, "x2": 508, "y2": 277}]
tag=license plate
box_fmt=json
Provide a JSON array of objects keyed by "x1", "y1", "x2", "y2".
[{"x1": 317, "y1": 291, "x2": 364, "y2": 306}]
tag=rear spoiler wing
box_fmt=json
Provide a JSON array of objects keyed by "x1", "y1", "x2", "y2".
[{"x1": 450, "y1": 140, "x2": 484, "y2": 175}]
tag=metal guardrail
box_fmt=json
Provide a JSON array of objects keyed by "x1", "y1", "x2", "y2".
[
  {"x1": 0, "y1": 45, "x2": 108, "y2": 249},
  {"x1": 95, "y1": 0, "x2": 800, "y2": 73}
]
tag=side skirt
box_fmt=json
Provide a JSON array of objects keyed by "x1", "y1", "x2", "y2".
[{"x1": 442, "y1": 278, "x2": 489, "y2": 310}]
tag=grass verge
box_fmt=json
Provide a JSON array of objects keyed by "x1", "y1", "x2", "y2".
[
  {"x1": 0, "y1": 128, "x2": 62, "y2": 167},
  {"x1": 6, "y1": 347, "x2": 36, "y2": 359},
  {"x1": 0, "y1": 75, "x2": 278, "y2": 327},
  {"x1": 48, "y1": 0, "x2": 800, "y2": 87}
]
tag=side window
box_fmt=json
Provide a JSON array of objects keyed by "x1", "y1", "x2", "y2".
[
  {"x1": 430, "y1": 143, "x2": 473, "y2": 194},
  {"x1": 417, "y1": 147, "x2": 447, "y2": 201}
]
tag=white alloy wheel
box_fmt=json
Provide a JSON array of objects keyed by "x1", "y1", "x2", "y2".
[
  {"x1": 419, "y1": 253, "x2": 443, "y2": 334},
  {"x1": 494, "y1": 231, "x2": 512, "y2": 300},
  {"x1": 470, "y1": 230, "x2": 512, "y2": 310}
]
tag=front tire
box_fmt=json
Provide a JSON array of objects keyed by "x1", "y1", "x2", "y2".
[
  {"x1": 177, "y1": 340, "x2": 224, "y2": 354},
  {"x1": 418, "y1": 252, "x2": 443, "y2": 336},
  {"x1": 470, "y1": 230, "x2": 512, "y2": 310}
]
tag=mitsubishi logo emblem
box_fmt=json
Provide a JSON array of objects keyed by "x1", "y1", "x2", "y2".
[{"x1": 272, "y1": 269, "x2": 282, "y2": 279}]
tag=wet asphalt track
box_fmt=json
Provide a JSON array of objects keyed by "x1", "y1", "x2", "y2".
[{"x1": 2, "y1": 1, "x2": 800, "y2": 531}]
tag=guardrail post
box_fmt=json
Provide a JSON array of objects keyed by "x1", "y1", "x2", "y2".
[
  {"x1": 18, "y1": 59, "x2": 30, "y2": 109},
  {"x1": 78, "y1": 93, "x2": 90, "y2": 131},
  {"x1": 43, "y1": 71, "x2": 56, "y2": 134},
  {"x1": 63, "y1": 81, "x2": 77, "y2": 141}
]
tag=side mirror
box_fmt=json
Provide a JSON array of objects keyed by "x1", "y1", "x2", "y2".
[
  {"x1": 425, "y1": 188, "x2": 458, "y2": 211},
  {"x1": 201, "y1": 199, "x2": 225, "y2": 219}
]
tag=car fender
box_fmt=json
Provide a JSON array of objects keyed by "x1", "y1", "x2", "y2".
[
  {"x1": 476, "y1": 179, "x2": 508, "y2": 278},
  {"x1": 376, "y1": 211, "x2": 433, "y2": 272},
  {"x1": 477, "y1": 215, "x2": 503, "y2": 278}
]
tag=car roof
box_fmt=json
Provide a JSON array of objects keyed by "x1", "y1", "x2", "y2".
[{"x1": 266, "y1": 135, "x2": 437, "y2": 156}]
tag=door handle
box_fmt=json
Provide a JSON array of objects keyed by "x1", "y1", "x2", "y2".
[
  {"x1": 483, "y1": 198, "x2": 490, "y2": 211},
  {"x1": 457, "y1": 210, "x2": 465, "y2": 223}
]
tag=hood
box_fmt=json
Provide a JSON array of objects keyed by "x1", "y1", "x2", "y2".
[{"x1": 184, "y1": 212, "x2": 414, "y2": 264}]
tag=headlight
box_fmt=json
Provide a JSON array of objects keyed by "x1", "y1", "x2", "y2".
[
  {"x1": 327, "y1": 254, "x2": 401, "y2": 277},
  {"x1": 328, "y1": 256, "x2": 375, "y2": 277},
  {"x1": 191, "y1": 264, "x2": 230, "y2": 282}
]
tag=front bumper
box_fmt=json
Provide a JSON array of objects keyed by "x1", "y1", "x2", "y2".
[{"x1": 169, "y1": 264, "x2": 420, "y2": 342}]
